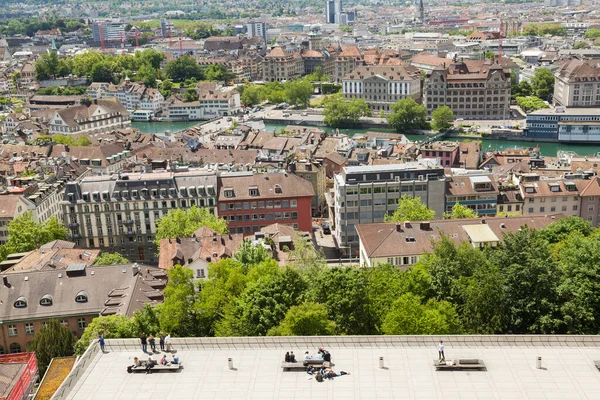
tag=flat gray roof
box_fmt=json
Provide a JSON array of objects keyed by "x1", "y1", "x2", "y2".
[
  {"x1": 529, "y1": 107, "x2": 600, "y2": 116},
  {"x1": 59, "y1": 336, "x2": 600, "y2": 400}
]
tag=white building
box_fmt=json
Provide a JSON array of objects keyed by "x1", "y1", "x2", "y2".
[
  {"x1": 48, "y1": 99, "x2": 131, "y2": 135},
  {"x1": 88, "y1": 81, "x2": 164, "y2": 115},
  {"x1": 92, "y1": 21, "x2": 127, "y2": 42}
]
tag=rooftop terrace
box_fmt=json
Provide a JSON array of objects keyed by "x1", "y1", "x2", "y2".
[{"x1": 54, "y1": 336, "x2": 600, "y2": 400}]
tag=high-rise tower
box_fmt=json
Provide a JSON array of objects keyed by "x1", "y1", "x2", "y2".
[{"x1": 418, "y1": 0, "x2": 425, "y2": 22}]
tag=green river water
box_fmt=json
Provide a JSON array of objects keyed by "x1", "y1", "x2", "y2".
[{"x1": 132, "y1": 121, "x2": 600, "y2": 158}]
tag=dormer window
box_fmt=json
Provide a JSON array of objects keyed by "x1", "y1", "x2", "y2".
[
  {"x1": 102, "y1": 191, "x2": 109, "y2": 201},
  {"x1": 224, "y1": 188, "x2": 235, "y2": 198},
  {"x1": 180, "y1": 187, "x2": 187, "y2": 196},
  {"x1": 82, "y1": 192, "x2": 90, "y2": 201},
  {"x1": 249, "y1": 186, "x2": 259, "y2": 196},
  {"x1": 274, "y1": 184, "x2": 282, "y2": 194},
  {"x1": 40, "y1": 294, "x2": 53, "y2": 306},
  {"x1": 75, "y1": 291, "x2": 88, "y2": 303},
  {"x1": 14, "y1": 296, "x2": 27, "y2": 308},
  {"x1": 92, "y1": 192, "x2": 99, "y2": 201},
  {"x1": 132, "y1": 190, "x2": 138, "y2": 198}
]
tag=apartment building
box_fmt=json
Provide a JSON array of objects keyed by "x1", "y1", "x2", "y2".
[
  {"x1": 0, "y1": 263, "x2": 166, "y2": 353},
  {"x1": 0, "y1": 195, "x2": 35, "y2": 246},
  {"x1": 420, "y1": 142, "x2": 460, "y2": 167},
  {"x1": 48, "y1": 99, "x2": 131, "y2": 135},
  {"x1": 87, "y1": 81, "x2": 164, "y2": 114},
  {"x1": 49, "y1": 144, "x2": 136, "y2": 176},
  {"x1": 61, "y1": 171, "x2": 218, "y2": 263},
  {"x1": 262, "y1": 47, "x2": 303, "y2": 82},
  {"x1": 553, "y1": 58, "x2": 600, "y2": 108},
  {"x1": 424, "y1": 59, "x2": 511, "y2": 120},
  {"x1": 519, "y1": 178, "x2": 587, "y2": 217},
  {"x1": 342, "y1": 65, "x2": 422, "y2": 113},
  {"x1": 333, "y1": 161, "x2": 446, "y2": 255},
  {"x1": 166, "y1": 83, "x2": 241, "y2": 121},
  {"x1": 289, "y1": 158, "x2": 327, "y2": 216},
  {"x1": 217, "y1": 172, "x2": 314, "y2": 235},
  {"x1": 356, "y1": 215, "x2": 562, "y2": 268},
  {"x1": 446, "y1": 175, "x2": 499, "y2": 216}
]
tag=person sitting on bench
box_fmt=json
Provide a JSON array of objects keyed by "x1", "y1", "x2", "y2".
[
  {"x1": 171, "y1": 354, "x2": 180, "y2": 364},
  {"x1": 289, "y1": 352, "x2": 296, "y2": 362},
  {"x1": 285, "y1": 352, "x2": 291, "y2": 362},
  {"x1": 160, "y1": 354, "x2": 167, "y2": 365},
  {"x1": 145, "y1": 356, "x2": 155, "y2": 374}
]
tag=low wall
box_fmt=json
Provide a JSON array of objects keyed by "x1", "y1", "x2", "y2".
[{"x1": 50, "y1": 340, "x2": 99, "y2": 400}]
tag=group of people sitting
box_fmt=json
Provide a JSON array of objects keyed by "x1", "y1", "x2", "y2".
[
  {"x1": 129, "y1": 353, "x2": 180, "y2": 374},
  {"x1": 304, "y1": 347, "x2": 332, "y2": 363},
  {"x1": 306, "y1": 365, "x2": 349, "y2": 382}
]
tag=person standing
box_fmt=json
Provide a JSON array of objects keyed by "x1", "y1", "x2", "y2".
[
  {"x1": 159, "y1": 334, "x2": 165, "y2": 352},
  {"x1": 98, "y1": 335, "x2": 105, "y2": 353},
  {"x1": 165, "y1": 333, "x2": 172, "y2": 352},
  {"x1": 438, "y1": 340, "x2": 445, "y2": 361},
  {"x1": 140, "y1": 333, "x2": 148, "y2": 353},
  {"x1": 148, "y1": 334, "x2": 156, "y2": 353}
]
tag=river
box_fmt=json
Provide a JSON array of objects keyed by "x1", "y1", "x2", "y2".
[{"x1": 132, "y1": 121, "x2": 600, "y2": 157}]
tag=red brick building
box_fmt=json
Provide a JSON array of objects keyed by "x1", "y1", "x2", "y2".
[{"x1": 218, "y1": 172, "x2": 315, "y2": 235}]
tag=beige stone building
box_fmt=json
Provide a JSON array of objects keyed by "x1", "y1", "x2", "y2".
[
  {"x1": 290, "y1": 159, "x2": 327, "y2": 216},
  {"x1": 342, "y1": 65, "x2": 422, "y2": 113},
  {"x1": 424, "y1": 59, "x2": 511, "y2": 120},
  {"x1": 553, "y1": 58, "x2": 600, "y2": 107},
  {"x1": 262, "y1": 47, "x2": 303, "y2": 82}
]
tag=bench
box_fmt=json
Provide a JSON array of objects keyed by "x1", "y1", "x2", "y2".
[
  {"x1": 434, "y1": 359, "x2": 486, "y2": 371},
  {"x1": 130, "y1": 363, "x2": 182, "y2": 373},
  {"x1": 281, "y1": 360, "x2": 331, "y2": 371},
  {"x1": 594, "y1": 361, "x2": 600, "y2": 371}
]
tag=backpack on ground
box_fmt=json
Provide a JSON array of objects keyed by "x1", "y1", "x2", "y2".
[{"x1": 315, "y1": 373, "x2": 324, "y2": 382}]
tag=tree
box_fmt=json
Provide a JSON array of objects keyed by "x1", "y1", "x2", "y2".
[
  {"x1": 444, "y1": 203, "x2": 478, "y2": 219},
  {"x1": 584, "y1": 28, "x2": 600, "y2": 39},
  {"x1": 431, "y1": 106, "x2": 454, "y2": 131},
  {"x1": 234, "y1": 240, "x2": 271, "y2": 273},
  {"x1": 184, "y1": 87, "x2": 199, "y2": 102},
  {"x1": 35, "y1": 50, "x2": 60, "y2": 80},
  {"x1": 387, "y1": 98, "x2": 427, "y2": 132},
  {"x1": 485, "y1": 50, "x2": 495, "y2": 60},
  {"x1": 94, "y1": 252, "x2": 130, "y2": 266},
  {"x1": 539, "y1": 216, "x2": 593, "y2": 245},
  {"x1": 268, "y1": 302, "x2": 337, "y2": 336},
  {"x1": 72, "y1": 51, "x2": 105, "y2": 77},
  {"x1": 530, "y1": 68, "x2": 554, "y2": 101},
  {"x1": 381, "y1": 293, "x2": 462, "y2": 335},
  {"x1": 310, "y1": 267, "x2": 376, "y2": 335},
  {"x1": 154, "y1": 206, "x2": 227, "y2": 246},
  {"x1": 74, "y1": 315, "x2": 134, "y2": 355},
  {"x1": 28, "y1": 319, "x2": 76, "y2": 376},
  {"x1": 306, "y1": 66, "x2": 328, "y2": 82},
  {"x1": 90, "y1": 61, "x2": 114, "y2": 83},
  {"x1": 159, "y1": 79, "x2": 173, "y2": 98},
  {"x1": 573, "y1": 41, "x2": 590, "y2": 50},
  {"x1": 135, "y1": 62, "x2": 157, "y2": 88},
  {"x1": 322, "y1": 94, "x2": 370, "y2": 128},
  {"x1": 284, "y1": 78, "x2": 313, "y2": 107},
  {"x1": 516, "y1": 96, "x2": 548, "y2": 112},
  {"x1": 158, "y1": 265, "x2": 198, "y2": 336},
  {"x1": 204, "y1": 64, "x2": 232, "y2": 82},
  {"x1": 240, "y1": 84, "x2": 263, "y2": 106},
  {"x1": 164, "y1": 55, "x2": 204, "y2": 82},
  {"x1": 218, "y1": 267, "x2": 307, "y2": 336},
  {"x1": 0, "y1": 212, "x2": 68, "y2": 262},
  {"x1": 135, "y1": 48, "x2": 164, "y2": 69},
  {"x1": 384, "y1": 195, "x2": 435, "y2": 223}
]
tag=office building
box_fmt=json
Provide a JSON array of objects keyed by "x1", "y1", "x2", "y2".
[
  {"x1": 160, "y1": 18, "x2": 174, "y2": 37},
  {"x1": 92, "y1": 21, "x2": 127, "y2": 42},
  {"x1": 326, "y1": 0, "x2": 343, "y2": 24},
  {"x1": 553, "y1": 58, "x2": 600, "y2": 108},
  {"x1": 61, "y1": 171, "x2": 218, "y2": 263},
  {"x1": 333, "y1": 161, "x2": 446, "y2": 255},
  {"x1": 262, "y1": 47, "x2": 304, "y2": 82},
  {"x1": 247, "y1": 21, "x2": 267, "y2": 44},
  {"x1": 217, "y1": 172, "x2": 315, "y2": 235},
  {"x1": 525, "y1": 108, "x2": 600, "y2": 141},
  {"x1": 88, "y1": 81, "x2": 164, "y2": 114},
  {"x1": 342, "y1": 65, "x2": 422, "y2": 113},
  {"x1": 424, "y1": 59, "x2": 511, "y2": 120}
]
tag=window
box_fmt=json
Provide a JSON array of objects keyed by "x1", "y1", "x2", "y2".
[
  {"x1": 40, "y1": 294, "x2": 53, "y2": 306},
  {"x1": 290, "y1": 200, "x2": 297, "y2": 208},
  {"x1": 224, "y1": 189, "x2": 234, "y2": 198},
  {"x1": 589, "y1": 205, "x2": 594, "y2": 211},
  {"x1": 14, "y1": 297, "x2": 27, "y2": 308},
  {"x1": 75, "y1": 291, "x2": 88, "y2": 303},
  {"x1": 196, "y1": 269, "x2": 205, "y2": 279},
  {"x1": 528, "y1": 207, "x2": 534, "y2": 213},
  {"x1": 10, "y1": 343, "x2": 20, "y2": 354},
  {"x1": 25, "y1": 323, "x2": 34, "y2": 335},
  {"x1": 249, "y1": 187, "x2": 259, "y2": 196},
  {"x1": 8, "y1": 325, "x2": 17, "y2": 336},
  {"x1": 77, "y1": 318, "x2": 87, "y2": 330},
  {"x1": 539, "y1": 207, "x2": 545, "y2": 213}
]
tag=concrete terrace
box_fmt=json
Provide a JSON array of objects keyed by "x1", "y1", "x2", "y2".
[{"x1": 55, "y1": 336, "x2": 600, "y2": 400}]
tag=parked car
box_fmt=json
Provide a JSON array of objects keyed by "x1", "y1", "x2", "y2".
[
  {"x1": 322, "y1": 225, "x2": 331, "y2": 234},
  {"x1": 301, "y1": 112, "x2": 308, "y2": 116}
]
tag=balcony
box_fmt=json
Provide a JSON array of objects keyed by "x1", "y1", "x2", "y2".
[{"x1": 69, "y1": 222, "x2": 79, "y2": 229}]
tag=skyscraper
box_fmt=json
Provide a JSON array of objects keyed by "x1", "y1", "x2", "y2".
[{"x1": 326, "y1": 0, "x2": 343, "y2": 24}]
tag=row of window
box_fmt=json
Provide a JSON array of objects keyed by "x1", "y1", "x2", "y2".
[
  {"x1": 79, "y1": 186, "x2": 215, "y2": 202},
  {"x1": 345, "y1": 184, "x2": 428, "y2": 195},
  {"x1": 224, "y1": 212, "x2": 299, "y2": 222},
  {"x1": 220, "y1": 199, "x2": 298, "y2": 211},
  {"x1": 527, "y1": 205, "x2": 578, "y2": 213},
  {"x1": 70, "y1": 198, "x2": 214, "y2": 214},
  {"x1": 7, "y1": 318, "x2": 87, "y2": 337}
]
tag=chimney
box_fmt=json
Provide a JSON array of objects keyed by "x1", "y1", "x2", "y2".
[
  {"x1": 3, "y1": 276, "x2": 9, "y2": 287},
  {"x1": 420, "y1": 221, "x2": 430, "y2": 230},
  {"x1": 395, "y1": 223, "x2": 402, "y2": 232},
  {"x1": 481, "y1": 219, "x2": 486, "y2": 224},
  {"x1": 176, "y1": 237, "x2": 181, "y2": 244},
  {"x1": 132, "y1": 263, "x2": 139, "y2": 276}
]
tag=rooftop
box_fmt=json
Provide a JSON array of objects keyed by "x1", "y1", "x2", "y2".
[{"x1": 59, "y1": 335, "x2": 600, "y2": 400}]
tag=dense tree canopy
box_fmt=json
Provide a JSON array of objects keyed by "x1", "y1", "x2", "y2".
[
  {"x1": 516, "y1": 96, "x2": 548, "y2": 112},
  {"x1": 322, "y1": 94, "x2": 371, "y2": 128},
  {"x1": 28, "y1": 320, "x2": 76, "y2": 376},
  {"x1": 164, "y1": 55, "x2": 204, "y2": 82},
  {"x1": 387, "y1": 98, "x2": 427, "y2": 132},
  {"x1": 154, "y1": 206, "x2": 228, "y2": 246},
  {"x1": 94, "y1": 252, "x2": 130, "y2": 266},
  {"x1": 530, "y1": 68, "x2": 555, "y2": 101},
  {"x1": 431, "y1": 106, "x2": 454, "y2": 131}
]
